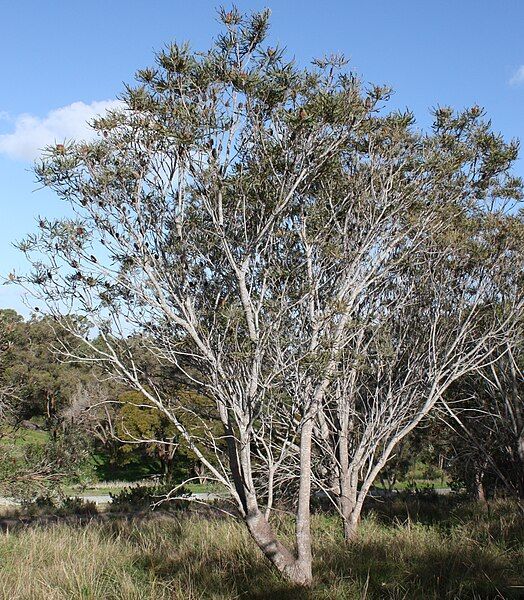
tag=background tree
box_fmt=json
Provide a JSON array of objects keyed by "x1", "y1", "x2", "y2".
[
  {"x1": 0, "y1": 309, "x2": 90, "y2": 428},
  {"x1": 442, "y1": 339, "x2": 524, "y2": 503},
  {"x1": 115, "y1": 390, "x2": 192, "y2": 483},
  {"x1": 0, "y1": 309, "x2": 21, "y2": 425},
  {"x1": 0, "y1": 312, "x2": 108, "y2": 496}
]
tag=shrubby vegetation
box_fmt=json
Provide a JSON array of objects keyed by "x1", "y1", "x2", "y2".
[{"x1": 0, "y1": 310, "x2": 203, "y2": 499}]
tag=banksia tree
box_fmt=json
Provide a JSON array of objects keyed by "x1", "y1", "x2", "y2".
[{"x1": 17, "y1": 7, "x2": 523, "y2": 585}]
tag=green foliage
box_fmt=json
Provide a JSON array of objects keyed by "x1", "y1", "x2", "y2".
[
  {"x1": 0, "y1": 428, "x2": 96, "y2": 500},
  {"x1": 115, "y1": 390, "x2": 194, "y2": 483},
  {"x1": 0, "y1": 311, "x2": 201, "y2": 489},
  {"x1": 91, "y1": 451, "x2": 163, "y2": 482},
  {"x1": 0, "y1": 309, "x2": 90, "y2": 423},
  {"x1": 19, "y1": 494, "x2": 98, "y2": 517},
  {"x1": 109, "y1": 483, "x2": 189, "y2": 512}
]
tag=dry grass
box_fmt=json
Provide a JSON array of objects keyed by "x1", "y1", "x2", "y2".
[{"x1": 0, "y1": 499, "x2": 522, "y2": 599}]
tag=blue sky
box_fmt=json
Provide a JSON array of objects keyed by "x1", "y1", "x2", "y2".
[{"x1": 1, "y1": 0, "x2": 523, "y2": 314}]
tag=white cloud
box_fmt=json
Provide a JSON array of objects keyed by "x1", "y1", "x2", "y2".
[
  {"x1": 0, "y1": 99, "x2": 122, "y2": 161},
  {"x1": 509, "y1": 65, "x2": 524, "y2": 86}
]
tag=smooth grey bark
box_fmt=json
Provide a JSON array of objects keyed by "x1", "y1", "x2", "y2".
[{"x1": 236, "y1": 423, "x2": 314, "y2": 585}]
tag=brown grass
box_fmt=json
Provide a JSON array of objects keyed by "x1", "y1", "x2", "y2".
[{"x1": 0, "y1": 499, "x2": 522, "y2": 599}]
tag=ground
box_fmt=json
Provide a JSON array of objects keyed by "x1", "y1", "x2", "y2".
[{"x1": 0, "y1": 497, "x2": 522, "y2": 599}]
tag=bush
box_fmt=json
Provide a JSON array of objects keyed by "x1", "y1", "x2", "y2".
[
  {"x1": 20, "y1": 494, "x2": 98, "y2": 517},
  {"x1": 401, "y1": 481, "x2": 438, "y2": 498},
  {"x1": 20, "y1": 494, "x2": 56, "y2": 515},
  {"x1": 58, "y1": 496, "x2": 98, "y2": 516},
  {"x1": 109, "y1": 483, "x2": 190, "y2": 512}
]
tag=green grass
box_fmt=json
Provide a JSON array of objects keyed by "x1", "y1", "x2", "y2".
[
  {"x1": 63, "y1": 481, "x2": 227, "y2": 498},
  {"x1": 185, "y1": 482, "x2": 228, "y2": 494},
  {"x1": 0, "y1": 498, "x2": 522, "y2": 599},
  {"x1": 373, "y1": 478, "x2": 449, "y2": 491},
  {"x1": 0, "y1": 427, "x2": 49, "y2": 447}
]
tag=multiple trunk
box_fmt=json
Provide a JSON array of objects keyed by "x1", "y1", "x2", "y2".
[
  {"x1": 247, "y1": 511, "x2": 311, "y2": 585},
  {"x1": 230, "y1": 414, "x2": 315, "y2": 586},
  {"x1": 337, "y1": 467, "x2": 370, "y2": 542}
]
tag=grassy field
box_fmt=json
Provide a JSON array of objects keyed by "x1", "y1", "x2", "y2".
[
  {"x1": 0, "y1": 498, "x2": 522, "y2": 599},
  {"x1": 0, "y1": 427, "x2": 48, "y2": 448}
]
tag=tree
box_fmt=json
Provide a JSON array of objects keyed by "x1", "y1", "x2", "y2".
[
  {"x1": 115, "y1": 390, "x2": 193, "y2": 482},
  {"x1": 0, "y1": 313, "x2": 100, "y2": 497},
  {"x1": 442, "y1": 338, "x2": 524, "y2": 503},
  {"x1": 315, "y1": 205, "x2": 524, "y2": 539},
  {"x1": 0, "y1": 309, "x2": 90, "y2": 426},
  {"x1": 16, "y1": 8, "x2": 523, "y2": 585},
  {"x1": 0, "y1": 309, "x2": 21, "y2": 424},
  {"x1": 0, "y1": 426, "x2": 95, "y2": 500}
]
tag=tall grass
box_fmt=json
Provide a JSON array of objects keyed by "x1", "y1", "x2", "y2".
[{"x1": 0, "y1": 499, "x2": 522, "y2": 599}]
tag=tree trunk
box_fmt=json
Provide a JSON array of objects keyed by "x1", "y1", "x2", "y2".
[
  {"x1": 237, "y1": 422, "x2": 313, "y2": 586},
  {"x1": 246, "y1": 511, "x2": 310, "y2": 583},
  {"x1": 343, "y1": 505, "x2": 361, "y2": 542},
  {"x1": 337, "y1": 473, "x2": 362, "y2": 541},
  {"x1": 337, "y1": 430, "x2": 363, "y2": 542},
  {"x1": 195, "y1": 462, "x2": 206, "y2": 486},
  {"x1": 294, "y1": 417, "x2": 314, "y2": 585},
  {"x1": 517, "y1": 430, "x2": 524, "y2": 499},
  {"x1": 339, "y1": 491, "x2": 363, "y2": 542},
  {"x1": 244, "y1": 508, "x2": 312, "y2": 585},
  {"x1": 474, "y1": 469, "x2": 487, "y2": 504}
]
